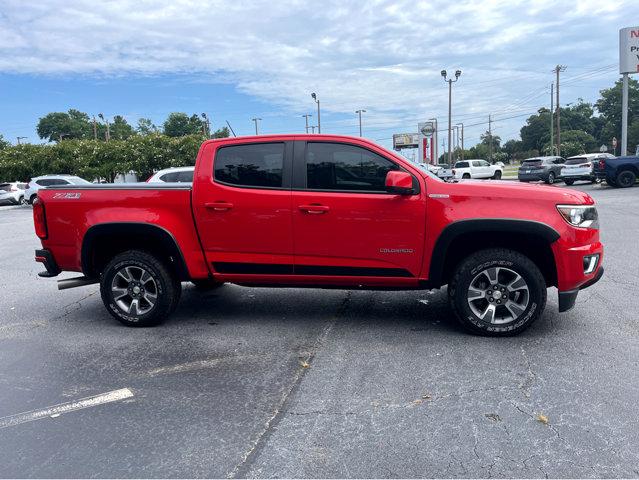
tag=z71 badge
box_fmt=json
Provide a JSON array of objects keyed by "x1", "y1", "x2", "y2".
[{"x1": 53, "y1": 192, "x2": 81, "y2": 199}]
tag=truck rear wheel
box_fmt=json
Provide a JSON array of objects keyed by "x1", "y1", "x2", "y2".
[
  {"x1": 448, "y1": 248, "x2": 546, "y2": 336},
  {"x1": 100, "y1": 250, "x2": 181, "y2": 327},
  {"x1": 616, "y1": 170, "x2": 636, "y2": 188}
]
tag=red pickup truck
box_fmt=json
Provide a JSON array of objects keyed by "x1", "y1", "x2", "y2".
[{"x1": 33, "y1": 135, "x2": 604, "y2": 335}]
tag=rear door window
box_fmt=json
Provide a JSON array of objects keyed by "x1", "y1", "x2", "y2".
[
  {"x1": 159, "y1": 172, "x2": 179, "y2": 182},
  {"x1": 214, "y1": 142, "x2": 284, "y2": 188},
  {"x1": 455, "y1": 161, "x2": 469, "y2": 168},
  {"x1": 176, "y1": 171, "x2": 194, "y2": 182}
]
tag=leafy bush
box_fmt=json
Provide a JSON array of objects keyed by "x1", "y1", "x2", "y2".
[{"x1": 0, "y1": 134, "x2": 207, "y2": 182}]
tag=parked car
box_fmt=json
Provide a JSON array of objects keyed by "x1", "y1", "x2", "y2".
[
  {"x1": 561, "y1": 153, "x2": 615, "y2": 185},
  {"x1": 452, "y1": 159, "x2": 503, "y2": 180},
  {"x1": 33, "y1": 134, "x2": 603, "y2": 336},
  {"x1": 593, "y1": 155, "x2": 639, "y2": 188},
  {"x1": 417, "y1": 162, "x2": 453, "y2": 181},
  {"x1": 0, "y1": 182, "x2": 28, "y2": 205},
  {"x1": 146, "y1": 166, "x2": 195, "y2": 183},
  {"x1": 518, "y1": 156, "x2": 566, "y2": 184},
  {"x1": 25, "y1": 175, "x2": 91, "y2": 204}
]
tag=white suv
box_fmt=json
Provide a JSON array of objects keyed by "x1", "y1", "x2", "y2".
[
  {"x1": 146, "y1": 166, "x2": 194, "y2": 183},
  {"x1": 25, "y1": 175, "x2": 91, "y2": 204},
  {"x1": 453, "y1": 159, "x2": 503, "y2": 180}
]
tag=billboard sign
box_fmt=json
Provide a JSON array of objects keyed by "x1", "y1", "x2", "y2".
[
  {"x1": 393, "y1": 133, "x2": 419, "y2": 150},
  {"x1": 620, "y1": 26, "x2": 639, "y2": 74}
]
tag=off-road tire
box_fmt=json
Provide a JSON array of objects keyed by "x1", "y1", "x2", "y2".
[
  {"x1": 462, "y1": 173, "x2": 471, "y2": 179},
  {"x1": 448, "y1": 248, "x2": 547, "y2": 336},
  {"x1": 100, "y1": 250, "x2": 181, "y2": 327},
  {"x1": 616, "y1": 170, "x2": 636, "y2": 188}
]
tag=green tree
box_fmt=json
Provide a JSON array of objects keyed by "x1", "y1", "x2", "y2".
[
  {"x1": 0, "y1": 134, "x2": 10, "y2": 150},
  {"x1": 211, "y1": 126, "x2": 230, "y2": 139},
  {"x1": 595, "y1": 78, "x2": 639, "y2": 146},
  {"x1": 136, "y1": 118, "x2": 158, "y2": 135},
  {"x1": 110, "y1": 115, "x2": 135, "y2": 140},
  {"x1": 36, "y1": 109, "x2": 92, "y2": 142},
  {"x1": 163, "y1": 113, "x2": 205, "y2": 137}
]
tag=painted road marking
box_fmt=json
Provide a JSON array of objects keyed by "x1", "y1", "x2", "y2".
[{"x1": 0, "y1": 388, "x2": 134, "y2": 429}]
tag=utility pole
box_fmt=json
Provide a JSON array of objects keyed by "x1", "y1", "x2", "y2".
[
  {"x1": 554, "y1": 65, "x2": 566, "y2": 155},
  {"x1": 310, "y1": 125, "x2": 317, "y2": 134},
  {"x1": 355, "y1": 109, "x2": 366, "y2": 137},
  {"x1": 441, "y1": 138, "x2": 445, "y2": 162},
  {"x1": 550, "y1": 83, "x2": 554, "y2": 155},
  {"x1": 92, "y1": 115, "x2": 98, "y2": 140},
  {"x1": 98, "y1": 113, "x2": 110, "y2": 141},
  {"x1": 311, "y1": 93, "x2": 321, "y2": 133},
  {"x1": 16, "y1": 136, "x2": 27, "y2": 144},
  {"x1": 226, "y1": 120, "x2": 237, "y2": 137},
  {"x1": 488, "y1": 114, "x2": 493, "y2": 163},
  {"x1": 201, "y1": 113, "x2": 210, "y2": 138},
  {"x1": 302, "y1": 114, "x2": 312, "y2": 133},
  {"x1": 456, "y1": 123, "x2": 464, "y2": 160},
  {"x1": 441, "y1": 69, "x2": 462, "y2": 165},
  {"x1": 251, "y1": 117, "x2": 262, "y2": 135}
]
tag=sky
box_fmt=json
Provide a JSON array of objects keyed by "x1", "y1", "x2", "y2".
[{"x1": 0, "y1": 0, "x2": 634, "y2": 151}]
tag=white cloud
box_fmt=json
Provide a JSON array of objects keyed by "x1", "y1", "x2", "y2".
[{"x1": 0, "y1": 0, "x2": 632, "y2": 141}]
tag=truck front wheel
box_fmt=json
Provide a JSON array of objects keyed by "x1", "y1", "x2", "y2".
[
  {"x1": 100, "y1": 250, "x2": 181, "y2": 327},
  {"x1": 448, "y1": 248, "x2": 546, "y2": 336}
]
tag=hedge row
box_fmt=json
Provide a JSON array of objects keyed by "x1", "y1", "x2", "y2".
[{"x1": 0, "y1": 134, "x2": 207, "y2": 182}]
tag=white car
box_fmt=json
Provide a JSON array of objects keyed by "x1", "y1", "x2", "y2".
[
  {"x1": 453, "y1": 159, "x2": 503, "y2": 180},
  {"x1": 25, "y1": 175, "x2": 91, "y2": 204},
  {"x1": 0, "y1": 182, "x2": 28, "y2": 205},
  {"x1": 561, "y1": 153, "x2": 615, "y2": 185},
  {"x1": 146, "y1": 166, "x2": 194, "y2": 183}
]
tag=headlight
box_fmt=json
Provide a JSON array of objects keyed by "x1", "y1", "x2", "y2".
[{"x1": 556, "y1": 204, "x2": 599, "y2": 229}]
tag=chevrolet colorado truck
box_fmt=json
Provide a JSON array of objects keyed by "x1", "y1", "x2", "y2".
[{"x1": 33, "y1": 135, "x2": 604, "y2": 335}]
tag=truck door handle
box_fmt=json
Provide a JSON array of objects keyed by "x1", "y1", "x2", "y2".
[
  {"x1": 205, "y1": 201, "x2": 234, "y2": 211},
  {"x1": 298, "y1": 204, "x2": 329, "y2": 214}
]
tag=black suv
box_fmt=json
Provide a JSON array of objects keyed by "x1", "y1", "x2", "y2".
[{"x1": 518, "y1": 156, "x2": 566, "y2": 184}]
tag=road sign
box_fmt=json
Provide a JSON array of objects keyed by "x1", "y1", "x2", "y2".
[{"x1": 620, "y1": 26, "x2": 639, "y2": 74}]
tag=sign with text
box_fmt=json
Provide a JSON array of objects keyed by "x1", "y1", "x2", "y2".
[
  {"x1": 393, "y1": 133, "x2": 419, "y2": 150},
  {"x1": 620, "y1": 26, "x2": 639, "y2": 74}
]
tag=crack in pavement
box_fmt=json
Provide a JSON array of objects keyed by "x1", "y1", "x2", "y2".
[{"x1": 226, "y1": 291, "x2": 352, "y2": 479}]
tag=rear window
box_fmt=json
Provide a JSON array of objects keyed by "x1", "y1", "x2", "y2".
[
  {"x1": 214, "y1": 143, "x2": 284, "y2": 188},
  {"x1": 454, "y1": 161, "x2": 469, "y2": 168},
  {"x1": 565, "y1": 157, "x2": 588, "y2": 165},
  {"x1": 522, "y1": 159, "x2": 542, "y2": 167}
]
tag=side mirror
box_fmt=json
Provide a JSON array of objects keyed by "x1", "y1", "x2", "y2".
[{"x1": 385, "y1": 171, "x2": 414, "y2": 195}]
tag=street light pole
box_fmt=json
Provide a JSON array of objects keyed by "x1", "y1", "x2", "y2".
[
  {"x1": 441, "y1": 69, "x2": 462, "y2": 165},
  {"x1": 16, "y1": 136, "x2": 27, "y2": 145},
  {"x1": 302, "y1": 114, "x2": 312, "y2": 133},
  {"x1": 201, "y1": 113, "x2": 210, "y2": 138},
  {"x1": 429, "y1": 118, "x2": 438, "y2": 162},
  {"x1": 251, "y1": 117, "x2": 262, "y2": 135},
  {"x1": 355, "y1": 109, "x2": 366, "y2": 137},
  {"x1": 98, "y1": 113, "x2": 110, "y2": 141},
  {"x1": 311, "y1": 93, "x2": 321, "y2": 133},
  {"x1": 456, "y1": 123, "x2": 464, "y2": 160}
]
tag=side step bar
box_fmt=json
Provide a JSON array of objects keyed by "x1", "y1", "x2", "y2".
[{"x1": 57, "y1": 276, "x2": 99, "y2": 290}]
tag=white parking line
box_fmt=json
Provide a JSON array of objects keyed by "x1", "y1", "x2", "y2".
[{"x1": 0, "y1": 388, "x2": 134, "y2": 429}]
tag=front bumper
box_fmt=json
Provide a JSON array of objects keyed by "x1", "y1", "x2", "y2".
[
  {"x1": 558, "y1": 266, "x2": 604, "y2": 312},
  {"x1": 35, "y1": 249, "x2": 61, "y2": 277}
]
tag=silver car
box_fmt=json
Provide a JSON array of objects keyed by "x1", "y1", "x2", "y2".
[
  {"x1": 0, "y1": 182, "x2": 28, "y2": 205},
  {"x1": 561, "y1": 153, "x2": 615, "y2": 185},
  {"x1": 24, "y1": 175, "x2": 91, "y2": 204}
]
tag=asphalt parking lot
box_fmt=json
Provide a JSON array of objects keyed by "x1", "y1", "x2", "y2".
[{"x1": 0, "y1": 182, "x2": 638, "y2": 478}]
